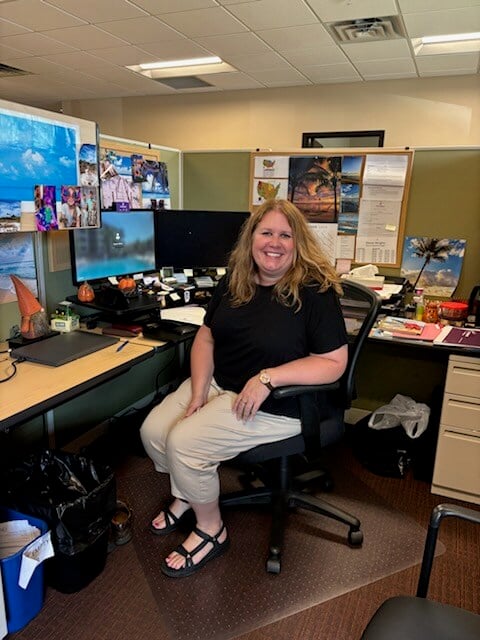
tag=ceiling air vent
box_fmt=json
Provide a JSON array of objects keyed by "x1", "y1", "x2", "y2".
[
  {"x1": 155, "y1": 76, "x2": 213, "y2": 90},
  {"x1": 328, "y1": 16, "x2": 406, "y2": 44},
  {"x1": 0, "y1": 63, "x2": 32, "y2": 77}
]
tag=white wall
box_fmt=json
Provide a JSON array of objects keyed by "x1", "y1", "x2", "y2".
[{"x1": 63, "y1": 74, "x2": 480, "y2": 150}]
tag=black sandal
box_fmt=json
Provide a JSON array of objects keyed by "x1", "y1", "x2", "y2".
[
  {"x1": 149, "y1": 503, "x2": 192, "y2": 536},
  {"x1": 161, "y1": 523, "x2": 230, "y2": 578}
]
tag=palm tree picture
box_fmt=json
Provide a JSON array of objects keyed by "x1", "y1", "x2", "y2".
[{"x1": 401, "y1": 236, "x2": 466, "y2": 296}]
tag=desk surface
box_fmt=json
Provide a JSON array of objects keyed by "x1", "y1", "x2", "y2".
[
  {"x1": 368, "y1": 333, "x2": 480, "y2": 357},
  {"x1": 0, "y1": 334, "x2": 166, "y2": 431}
]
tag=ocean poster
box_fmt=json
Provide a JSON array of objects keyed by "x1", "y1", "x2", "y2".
[
  {"x1": 0, "y1": 107, "x2": 78, "y2": 232},
  {"x1": 0, "y1": 232, "x2": 37, "y2": 303}
]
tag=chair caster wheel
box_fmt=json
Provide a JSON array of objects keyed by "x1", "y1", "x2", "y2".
[
  {"x1": 348, "y1": 529, "x2": 363, "y2": 546},
  {"x1": 266, "y1": 556, "x2": 281, "y2": 574}
]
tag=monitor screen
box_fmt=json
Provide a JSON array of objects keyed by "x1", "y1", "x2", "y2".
[
  {"x1": 155, "y1": 210, "x2": 250, "y2": 271},
  {"x1": 70, "y1": 209, "x2": 157, "y2": 285}
]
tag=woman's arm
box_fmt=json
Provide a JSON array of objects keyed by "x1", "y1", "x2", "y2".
[
  {"x1": 233, "y1": 344, "x2": 348, "y2": 422},
  {"x1": 265, "y1": 344, "x2": 348, "y2": 388},
  {"x1": 185, "y1": 324, "x2": 215, "y2": 416}
]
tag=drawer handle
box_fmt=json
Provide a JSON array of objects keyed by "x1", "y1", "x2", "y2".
[{"x1": 448, "y1": 398, "x2": 480, "y2": 412}]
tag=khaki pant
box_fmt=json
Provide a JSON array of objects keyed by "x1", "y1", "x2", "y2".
[{"x1": 140, "y1": 378, "x2": 301, "y2": 504}]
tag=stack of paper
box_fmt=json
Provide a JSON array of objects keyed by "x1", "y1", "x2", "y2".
[
  {"x1": 0, "y1": 521, "x2": 40, "y2": 559},
  {"x1": 374, "y1": 316, "x2": 443, "y2": 341}
]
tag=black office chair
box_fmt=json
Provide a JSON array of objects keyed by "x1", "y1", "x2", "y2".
[
  {"x1": 360, "y1": 503, "x2": 480, "y2": 640},
  {"x1": 220, "y1": 280, "x2": 382, "y2": 573}
]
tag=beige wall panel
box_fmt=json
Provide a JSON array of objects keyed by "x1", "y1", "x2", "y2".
[{"x1": 63, "y1": 75, "x2": 480, "y2": 150}]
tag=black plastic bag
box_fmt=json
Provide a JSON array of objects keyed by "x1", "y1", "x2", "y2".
[
  {"x1": 351, "y1": 415, "x2": 413, "y2": 478},
  {"x1": 1, "y1": 449, "x2": 116, "y2": 592}
]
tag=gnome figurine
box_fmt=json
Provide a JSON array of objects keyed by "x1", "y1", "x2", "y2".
[{"x1": 10, "y1": 275, "x2": 50, "y2": 339}]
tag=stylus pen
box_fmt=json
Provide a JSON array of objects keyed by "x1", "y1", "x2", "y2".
[{"x1": 116, "y1": 341, "x2": 129, "y2": 352}]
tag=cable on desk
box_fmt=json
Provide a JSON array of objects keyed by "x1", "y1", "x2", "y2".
[{"x1": 0, "y1": 357, "x2": 24, "y2": 383}]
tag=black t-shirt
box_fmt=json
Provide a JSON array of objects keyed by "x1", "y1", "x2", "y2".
[{"x1": 203, "y1": 277, "x2": 347, "y2": 418}]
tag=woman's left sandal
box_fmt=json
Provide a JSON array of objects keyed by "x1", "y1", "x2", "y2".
[{"x1": 161, "y1": 523, "x2": 230, "y2": 578}]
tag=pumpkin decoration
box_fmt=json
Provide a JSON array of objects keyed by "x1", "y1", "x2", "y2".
[
  {"x1": 78, "y1": 281, "x2": 95, "y2": 302},
  {"x1": 118, "y1": 276, "x2": 136, "y2": 294}
]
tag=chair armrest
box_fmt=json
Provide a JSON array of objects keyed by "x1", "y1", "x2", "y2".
[
  {"x1": 417, "y1": 503, "x2": 480, "y2": 598},
  {"x1": 272, "y1": 381, "x2": 340, "y2": 400}
]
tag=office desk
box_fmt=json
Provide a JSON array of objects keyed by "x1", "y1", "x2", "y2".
[{"x1": 0, "y1": 335, "x2": 166, "y2": 433}]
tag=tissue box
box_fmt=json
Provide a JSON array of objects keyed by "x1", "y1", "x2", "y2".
[{"x1": 342, "y1": 274, "x2": 385, "y2": 290}]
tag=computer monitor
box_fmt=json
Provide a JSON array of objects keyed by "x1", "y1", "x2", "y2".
[
  {"x1": 70, "y1": 209, "x2": 157, "y2": 285},
  {"x1": 155, "y1": 210, "x2": 250, "y2": 272}
]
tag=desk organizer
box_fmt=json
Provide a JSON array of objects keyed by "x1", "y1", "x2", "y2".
[{"x1": 0, "y1": 507, "x2": 48, "y2": 633}]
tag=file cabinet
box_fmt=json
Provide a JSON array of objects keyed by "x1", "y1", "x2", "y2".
[{"x1": 432, "y1": 353, "x2": 480, "y2": 504}]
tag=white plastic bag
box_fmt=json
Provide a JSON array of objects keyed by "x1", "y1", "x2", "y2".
[{"x1": 368, "y1": 394, "x2": 430, "y2": 439}]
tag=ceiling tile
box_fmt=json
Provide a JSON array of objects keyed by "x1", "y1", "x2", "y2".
[
  {"x1": 224, "y1": 51, "x2": 292, "y2": 72},
  {"x1": 139, "y1": 39, "x2": 211, "y2": 60},
  {"x1": 298, "y1": 62, "x2": 362, "y2": 83},
  {"x1": 283, "y1": 45, "x2": 348, "y2": 67},
  {"x1": 307, "y1": 0, "x2": 399, "y2": 22},
  {"x1": 194, "y1": 32, "x2": 271, "y2": 56},
  {"x1": 257, "y1": 24, "x2": 333, "y2": 52},
  {"x1": 354, "y1": 58, "x2": 417, "y2": 76},
  {"x1": 0, "y1": 0, "x2": 86, "y2": 30},
  {"x1": 341, "y1": 39, "x2": 412, "y2": 62},
  {"x1": 227, "y1": 0, "x2": 318, "y2": 30},
  {"x1": 247, "y1": 66, "x2": 309, "y2": 85},
  {"x1": 82, "y1": 45, "x2": 158, "y2": 66},
  {"x1": 159, "y1": 7, "x2": 248, "y2": 37},
  {"x1": 0, "y1": 18, "x2": 31, "y2": 37},
  {"x1": 132, "y1": 0, "x2": 217, "y2": 13},
  {"x1": 98, "y1": 16, "x2": 184, "y2": 44},
  {"x1": 41, "y1": 25, "x2": 129, "y2": 50},
  {"x1": 1, "y1": 32, "x2": 77, "y2": 56},
  {"x1": 44, "y1": 0, "x2": 147, "y2": 23}
]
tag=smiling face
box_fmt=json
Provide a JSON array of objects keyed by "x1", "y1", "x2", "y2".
[{"x1": 252, "y1": 209, "x2": 295, "y2": 285}]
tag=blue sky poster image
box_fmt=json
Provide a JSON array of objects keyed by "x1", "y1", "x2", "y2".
[
  {"x1": 401, "y1": 236, "x2": 466, "y2": 297},
  {"x1": 0, "y1": 107, "x2": 78, "y2": 232}
]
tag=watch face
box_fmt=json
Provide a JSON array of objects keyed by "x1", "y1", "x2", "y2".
[{"x1": 260, "y1": 371, "x2": 270, "y2": 384}]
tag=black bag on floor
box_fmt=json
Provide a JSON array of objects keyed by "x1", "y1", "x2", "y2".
[
  {"x1": 351, "y1": 415, "x2": 414, "y2": 478},
  {"x1": 1, "y1": 449, "x2": 116, "y2": 593}
]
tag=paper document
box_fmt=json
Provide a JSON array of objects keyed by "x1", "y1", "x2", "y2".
[
  {"x1": 161, "y1": 306, "x2": 206, "y2": 326},
  {"x1": 0, "y1": 520, "x2": 40, "y2": 559},
  {"x1": 19, "y1": 531, "x2": 54, "y2": 589}
]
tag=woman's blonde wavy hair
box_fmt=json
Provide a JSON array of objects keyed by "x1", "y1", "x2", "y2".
[{"x1": 227, "y1": 199, "x2": 342, "y2": 310}]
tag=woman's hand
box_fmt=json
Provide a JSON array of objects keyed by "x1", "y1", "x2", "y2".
[
  {"x1": 233, "y1": 374, "x2": 271, "y2": 422},
  {"x1": 184, "y1": 396, "x2": 206, "y2": 417}
]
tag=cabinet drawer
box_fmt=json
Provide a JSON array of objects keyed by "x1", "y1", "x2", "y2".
[
  {"x1": 446, "y1": 358, "x2": 480, "y2": 397},
  {"x1": 433, "y1": 431, "x2": 480, "y2": 497},
  {"x1": 440, "y1": 393, "x2": 480, "y2": 433}
]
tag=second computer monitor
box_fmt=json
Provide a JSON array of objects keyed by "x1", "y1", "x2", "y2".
[{"x1": 155, "y1": 209, "x2": 250, "y2": 272}]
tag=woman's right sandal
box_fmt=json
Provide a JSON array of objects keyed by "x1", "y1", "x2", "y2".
[{"x1": 161, "y1": 523, "x2": 230, "y2": 578}]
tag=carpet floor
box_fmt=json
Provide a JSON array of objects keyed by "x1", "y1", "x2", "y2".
[
  {"x1": 118, "y1": 458, "x2": 440, "y2": 640},
  {"x1": 9, "y1": 442, "x2": 469, "y2": 640}
]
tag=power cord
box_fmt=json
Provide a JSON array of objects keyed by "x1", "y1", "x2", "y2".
[{"x1": 0, "y1": 354, "x2": 24, "y2": 383}]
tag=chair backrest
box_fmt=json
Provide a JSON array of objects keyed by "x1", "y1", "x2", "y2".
[{"x1": 338, "y1": 280, "x2": 382, "y2": 408}]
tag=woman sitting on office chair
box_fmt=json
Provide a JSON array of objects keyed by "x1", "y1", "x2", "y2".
[{"x1": 140, "y1": 198, "x2": 348, "y2": 578}]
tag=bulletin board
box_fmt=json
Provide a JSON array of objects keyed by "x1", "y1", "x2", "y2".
[{"x1": 250, "y1": 149, "x2": 414, "y2": 268}]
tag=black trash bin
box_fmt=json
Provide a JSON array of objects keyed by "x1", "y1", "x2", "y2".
[{"x1": 1, "y1": 449, "x2": 116, "y2": 593}]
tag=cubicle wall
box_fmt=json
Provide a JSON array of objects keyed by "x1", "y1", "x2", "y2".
[{"x1": 183, "y1": 147, "x2": 480, "y2": 299}]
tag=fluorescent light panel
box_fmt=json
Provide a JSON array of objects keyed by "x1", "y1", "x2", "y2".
[
  {"x1": 422, "y1": 32, "x2": 480, "y2": 45},
  {"x1": 139, "y1": 56, "x2": 222, "y2": 71}
]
